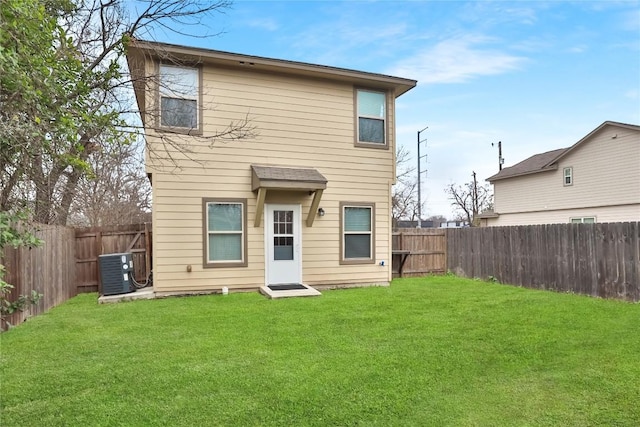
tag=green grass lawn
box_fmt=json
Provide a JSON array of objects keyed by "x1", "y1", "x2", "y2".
[{"x1": 1, "y1": 276, "x2": 639, "y2": 426}]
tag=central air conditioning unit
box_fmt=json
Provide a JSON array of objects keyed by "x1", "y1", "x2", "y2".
[{"x1": 99, "y1": 253, "x2": 133, "y2": 296}]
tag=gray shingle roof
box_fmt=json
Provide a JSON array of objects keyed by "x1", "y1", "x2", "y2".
[
  {"x1": 486, "y1": 121, "x2": 640, "y2": 183},
  {"x1": 251, "y1": 165, "x2": 327, "y2": 184},
  {"x1": 487, "y1": 148, "x2": 567, "y2": 181}
]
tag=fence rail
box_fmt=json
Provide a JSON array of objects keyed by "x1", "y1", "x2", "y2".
[{"x1": 447, "y1": 222, "x2": 640, "y2": 301}]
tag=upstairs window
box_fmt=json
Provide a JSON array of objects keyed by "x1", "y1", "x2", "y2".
[
  {"x1": 356, "y1": 89, "x2": 386, "y2": 147},
  {"x1": 159, "y1": 64, "x2": 199, "y2": 130},
  {"x1": 563, "y1": 167, "x2": 573, "y2": 186}
]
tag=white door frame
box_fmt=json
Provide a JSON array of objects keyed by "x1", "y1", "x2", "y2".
[{"x1": 264, "y1": 204, "x2": 302, "y2": 285}]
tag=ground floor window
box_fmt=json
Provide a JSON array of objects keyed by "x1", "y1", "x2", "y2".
[
  {"x1": 340, "y1": 202, "x2": 375, "y2": 264},
  {"x1": 571, "y1": 217, "x2": 595, "y2": 224},
  {"x1": 203, "y1": 198, "x2": 247, "y2": 267}
]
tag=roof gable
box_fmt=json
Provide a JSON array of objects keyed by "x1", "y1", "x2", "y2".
[{"x1": 487, "y1": 121, "x2": 640, "y2": 182}]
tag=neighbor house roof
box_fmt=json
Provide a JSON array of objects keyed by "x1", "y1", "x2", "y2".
[
  {"x1": 487, "y1": 121, "x2": 640, "y2": 182},
  {"x1": 486, "y1": 148, "x2": 568, "y2": 182}
]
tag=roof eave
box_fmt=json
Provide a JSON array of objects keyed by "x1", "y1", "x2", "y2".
[
  {"x1": 128, "y1": 39, "x2": 417, "y2": 96},
  {"x1": 487, "y1": 165, "x2": 558, "y2": 182}
]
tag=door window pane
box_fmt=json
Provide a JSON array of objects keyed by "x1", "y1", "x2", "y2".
[
  {"x1": 274, "y1": 236, "x2": 294, "y2": 260},
  {"x1": 273, "y1": 210, "x2": 293, "y2": 235}
]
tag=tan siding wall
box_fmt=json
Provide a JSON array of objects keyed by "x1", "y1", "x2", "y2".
[
  {"x1": 492, "y1": 126, "x2": 640, "y2": 225},
  {"x1": 147, "y1": 65, "x2": 394, "y2": 292},
  {"x1": 487, "y1": 204, "x2": 640, "y2": 226}
]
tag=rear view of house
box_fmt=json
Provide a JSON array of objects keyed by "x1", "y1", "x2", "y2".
[
  {"x1": 126, "y1": 40, "x2": 416, "y2": 295},
  {"x1": 480, "y1": 121, "x2": 640, "y2": 226}
]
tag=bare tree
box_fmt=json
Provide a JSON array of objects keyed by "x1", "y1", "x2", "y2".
[
  {"x1": 445, "y1": 172, "x2": 493, "y2": 226},
  {"x1": 426, "y1": 215, "x2": 447, "y2": 227},
  {"x1": 68, "y1": 138, "x2": 151, "y2": 227},
  {"x1": 2, "y1": 0, "x2": 256, "y2": 225},
  {"x1": 392, "y1": 145, "x2": 420, "y2": 226}
]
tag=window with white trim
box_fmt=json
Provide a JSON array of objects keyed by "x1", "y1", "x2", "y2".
[
  {"x1": 356, "y1": 89, "x2": 386, "y2": 146},
  {"x1": 563, "y1": 167, "x2": 573, "y2": 186},
  {"x1": 571, "y1": 217, "x2": 595, "y2": 224},
  {"x1": 160, "y1": 64, "x2": 199, "y2": 129},
  {"x1": 203, "y1": 199, "x2": 246, "y2": 267},
  {"x1": 341, "y1": 203, "x2": 375, "y2": 263}
]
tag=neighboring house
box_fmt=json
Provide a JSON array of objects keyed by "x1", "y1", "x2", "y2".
[
  {"x1": 126, "y1": 40, "x2": 416, "y2": 295},
  {"x1": 439, "y1": 220, "x2": 469, "y2": 228},
  {"x1": 395, "y1": 220, "x2": 441, "y2": 229},
  {"x1": 479, "y1": 121, "x2": 640, "y2": 226}
]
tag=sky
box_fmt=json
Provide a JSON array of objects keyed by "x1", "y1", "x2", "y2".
[{"x1": 139, "y1": 0, "x2": 640, "y2": 219}]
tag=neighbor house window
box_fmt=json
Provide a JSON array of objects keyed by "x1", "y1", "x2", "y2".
[
  {"x1": 159, "y1": 64, "x2": 199, "y2": 130},
  {"x1": 355, "y1": 89, "x2": 387, "y2": 147},
  {"x1": 203, "y1": 198, "x2": 247, "y2": 267},
  {"x1": 563, "y1": 167, "x2": 573, "y2": 186},
  {"x1": 340, "y1": 202, "x2": 375, "y2": 264},
  {"x1": 571, "y1": 217, "x2": 595, "y2": 224}
]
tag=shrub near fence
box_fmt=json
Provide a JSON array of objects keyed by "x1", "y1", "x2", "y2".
[
  {"x1": 2, "y1": 224, "x2": 76, "y2": 328},
  {"x1": 447, "y1": 222, "x2": 640, "y2": 301}
]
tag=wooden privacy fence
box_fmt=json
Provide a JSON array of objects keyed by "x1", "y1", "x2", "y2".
[
  {"x1": 75, "y1": 223, "x2": 152, "y2": 293},
  {"x1": 447, "y1": 222, "x2": 640, "y2": 301},
  {"x1": 2, "y1": 225, "x2": 76, "y2": 328},
  {"x1": 392, "y1": 228, "x2": 446, "y2": 277},
  {"x1": 1, "y1": 222, "x2": 153, "y2": 329}
]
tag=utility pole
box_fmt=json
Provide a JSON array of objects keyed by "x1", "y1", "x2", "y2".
[
  {"x1": 472, "y1": 170, "x2": 478, "y2": 221},
  {"x1": 416, "y1": 126, "x2": 428, "y2": 228},
  {"x1": 492, "y1": 141, "x2": 505, "y2": 171}
]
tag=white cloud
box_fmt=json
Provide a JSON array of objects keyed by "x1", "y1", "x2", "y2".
[
  {"x1": 625, "y1": 89, "x2": 639, "y2": 100},
  {"x1": 568, "y1": 45, "x2": 588, "y2": 53},
  {"x1": 245, "y1": 18, "x2": 279, "y2": 32},
  {"x1": 388, "y1": 35, "x2": 527, "y2": 84}
]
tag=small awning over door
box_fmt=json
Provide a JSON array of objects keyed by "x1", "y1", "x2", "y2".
[{"x1": 251, "y1": 165, "x2": 328, "y2": 228}]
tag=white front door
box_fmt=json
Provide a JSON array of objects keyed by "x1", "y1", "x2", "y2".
[{"x1": 266, "y1": 204, "x2": 302, "y2": 285}]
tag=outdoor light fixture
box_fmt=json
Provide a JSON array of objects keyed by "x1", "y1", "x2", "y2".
[{"x1": 318, "y1": 208, "x2": 325, "y2": 217}]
